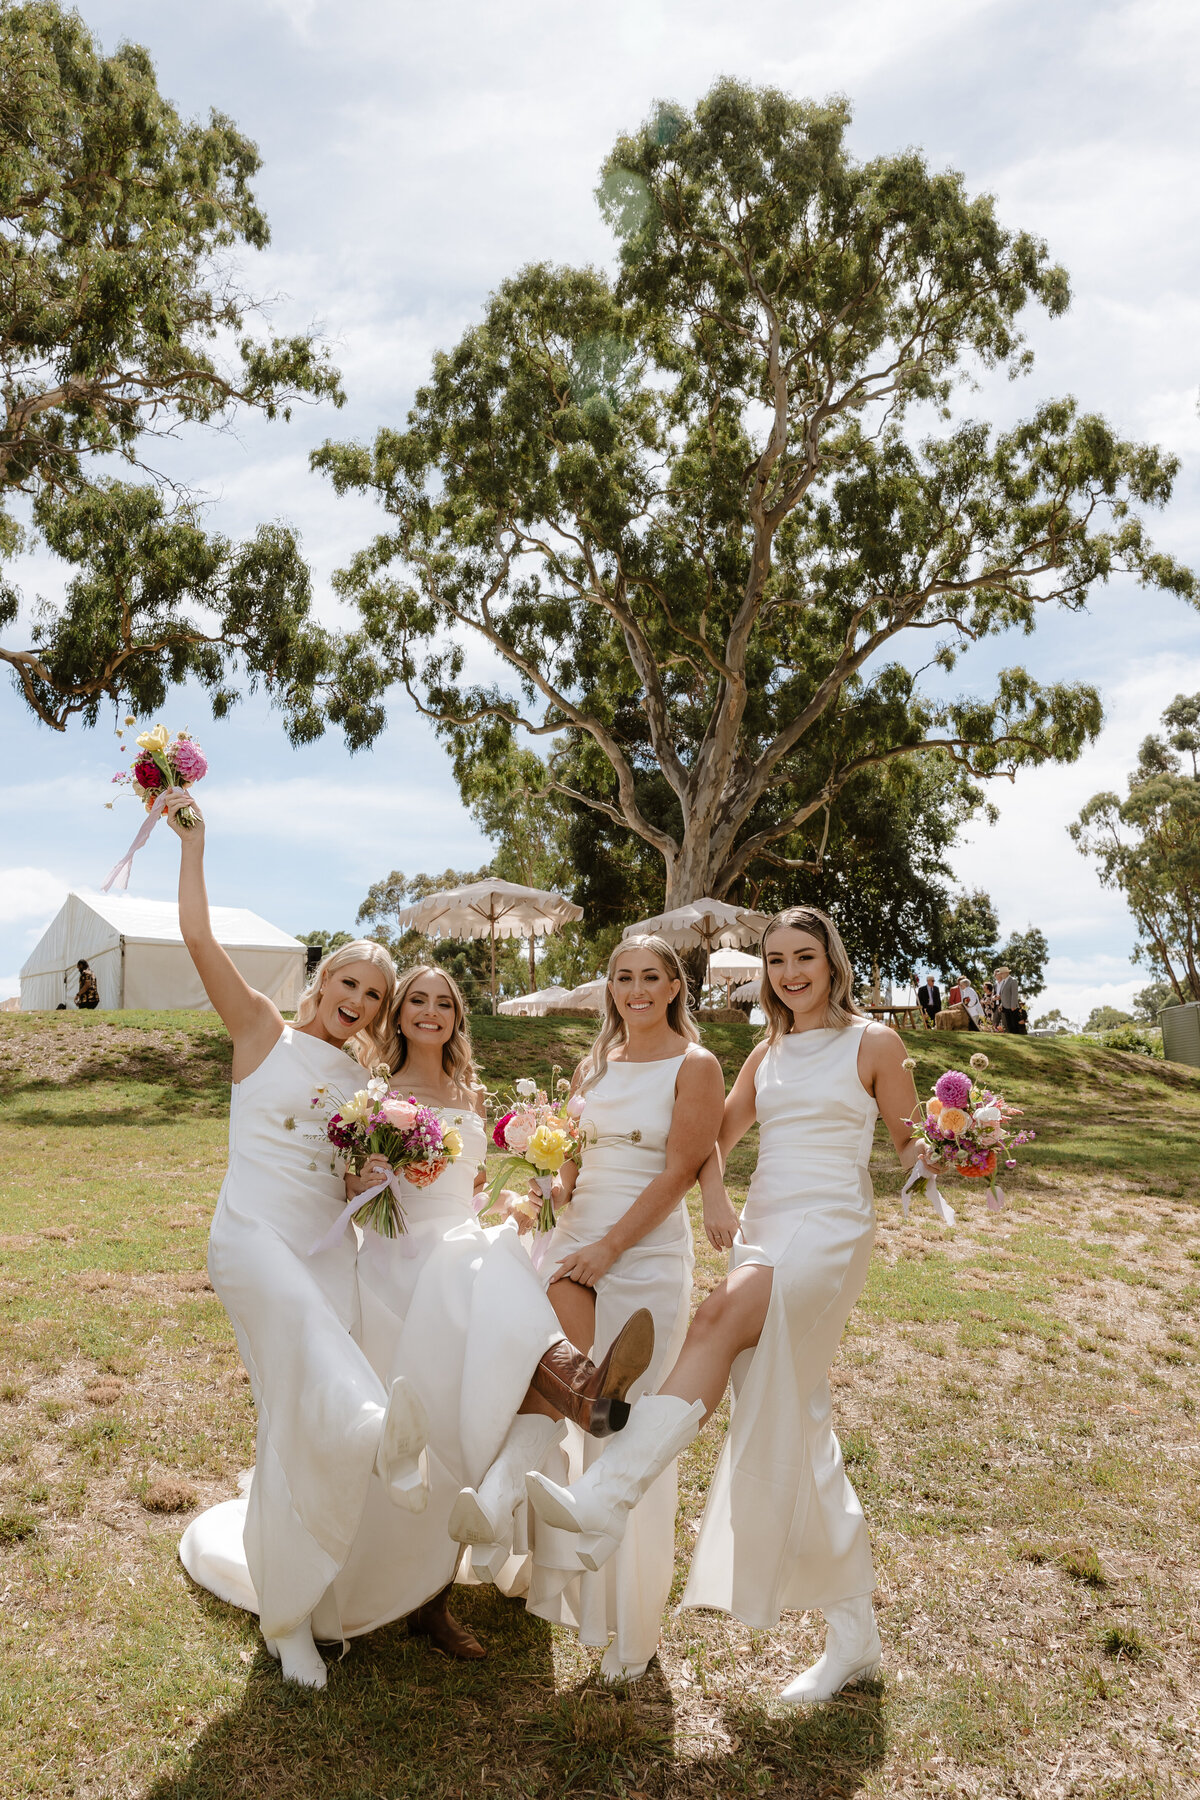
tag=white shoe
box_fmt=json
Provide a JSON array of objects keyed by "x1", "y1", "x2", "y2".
[
  {"x1": 599, "y1": 1638, "x2": 650, "y2": 1684},
  {"x1": 779, "y1": 1597, "x2": 881, "y2": 1704},
  {"x1": 376, "y1": 1375, "x2": 430, "y2": 1511},
  {"x1": 448, "y1": 1414, "x2": 565, "y2": 1579},
  {"x1": 525, "y1": 1395, "x2": 704, "y2": 1571},
  {"x1": 263, "y1": 1619, "x2": 327, "y2": 1689}
]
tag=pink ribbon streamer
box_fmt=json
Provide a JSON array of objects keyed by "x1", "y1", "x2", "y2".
[
  {"x1": 308, "y1": 1170, "x2": 409, "y2": 1257},
  {"x1": 102, "y1": 802, "x2": 164, "y2": 893}
]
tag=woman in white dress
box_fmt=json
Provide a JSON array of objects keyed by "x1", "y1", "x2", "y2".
[
  {"x1": 527, "y1": 906, "x2": 921, "y2": 1703},
  {"x1": 163, "y1": 790, "x2": 438, "y2": 1690},
  {"x1": 347, "y1": 964, "x2": 656, "y2": 1658},
  {"x1": 520, "y1": 936, "x2": 725, "y2": 1682}
]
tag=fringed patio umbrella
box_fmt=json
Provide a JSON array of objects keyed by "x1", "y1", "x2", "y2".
[{"x1": 393, "y1": 879, "x2": 583, "y2": 1007}]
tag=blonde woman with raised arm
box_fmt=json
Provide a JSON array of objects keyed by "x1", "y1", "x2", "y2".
[
  {"x1": 527, "y1": 906, "x2": 922, "y2": 1703},
  {"x1": 164, "y1": 791, "x2": 432, "y2": 1691},
  {"x1": 520, "y1": 936, "x2": 725, "y2": 1682}
]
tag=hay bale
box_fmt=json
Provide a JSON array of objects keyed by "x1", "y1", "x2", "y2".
[{"x1": 935, "y1": 1005, "x2": 970, "y2": 1031}]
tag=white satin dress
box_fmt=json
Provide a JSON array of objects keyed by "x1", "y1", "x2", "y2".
[
  {"x1": 526, "y1": 1054, "x2": 695, "y2": 1670},
  {"x1": 180, "y1": 1039, "x2": 561, "y2": 1641},
  {"x1": 682, "y1": 1023, "x2": 878, "y2": 1628}
]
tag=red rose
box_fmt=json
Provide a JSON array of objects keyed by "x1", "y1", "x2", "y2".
[{"x1": 134, "y1": 757, "x2": 165, "y2": 790}]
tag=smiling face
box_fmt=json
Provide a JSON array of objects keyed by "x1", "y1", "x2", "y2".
[
  {"x1": 764, "y1": 926, "x2": 832, "y2": 1028},
  {"x1": 315, "y1": 960, "x2": 389, "y2": 1044},
  {"x1": 398, "y1": 970, "x2": 459, "y2": 1050},
  {"x1": 608, "y1": 946, "x2": 680, "y2": 1030}
]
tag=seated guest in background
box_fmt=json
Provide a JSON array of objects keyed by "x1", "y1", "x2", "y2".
[
  {"x1": 916, "y1": 973, "x2": 941, "y2": 1026},
  {"x1": 75, "y1": 960, "x2": 99, "y2": 1010}
]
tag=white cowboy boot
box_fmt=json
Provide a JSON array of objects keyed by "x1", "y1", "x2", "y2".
[
  {"x1": 263, "y1": 1618, "x2": 327, "y2": 1689},
  {"x1": 525, "y1": 1395, "x2": 704, "y2": 1571},
  {"x1": 375, "y1": 1375, "x2": 430, "y2": 1511},
  {"x1": 779, "y1": 1596, "x2": 881, "y2": 1703},
  {"x1": 448, "y1": 1414, "x2": 565, "y2": 1580}
]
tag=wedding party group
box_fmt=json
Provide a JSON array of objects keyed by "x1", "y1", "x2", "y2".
[{"x1": 160, "y1": 784, "x2": 926, "y2": 1704}]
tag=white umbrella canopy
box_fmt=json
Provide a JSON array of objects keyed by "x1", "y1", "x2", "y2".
[
  {"x1": 394, "y1": 878, "x2": 584, "y2": 1005},
  {"x1": 731, "y1": 976, "x2": 762, "y2": 1003},
  {"x1": 496, "y1": 985, "x2": 572, "y2": 1017},
  {"x1": 708, "y1": 948, "x2": 763, "y2": 977},
  {"x1": 554, "y1": 977, "x2": 608, "y2": 1013},
  {"x1": 624, "y1": 898, "x2": 770, "y2": 987}
]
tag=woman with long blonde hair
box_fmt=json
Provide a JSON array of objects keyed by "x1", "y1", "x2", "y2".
[
  {"x1": 528, "y1": 906, "x2": 923, "y2": 1703},
  {"x1": 162, "y1": 792, "x2": 434, "y2": 1692},
  {"x1": 516, "y1": 934, "x2": 725, "y2": 1682},
  {"x1": 343, "y1": 963, "x2": 659, "y2": 1660}
]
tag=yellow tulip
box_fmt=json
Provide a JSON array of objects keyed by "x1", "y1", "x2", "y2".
[
  {"x1": 442, "y1": 1128, "x2": 463, "y2": 1160},
  {"x1": 136, "y1": 724, "x2": 170, "y2": 754}
]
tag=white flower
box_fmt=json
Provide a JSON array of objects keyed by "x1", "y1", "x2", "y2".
[
  {"x1": 974, "y1": 1104, "x2": 1002, "y2": 1125},
  {"x1": 366, "y1": 1077, "x2": 389, "y2": 1102},
  {"x1": 515, "y1": 1077, "x2": 538, "y2": 1098}
]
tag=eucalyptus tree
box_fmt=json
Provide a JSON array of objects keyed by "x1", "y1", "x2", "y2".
[
  {"x1": 1072, "y1": 692, "x2": 1200, "y2": 1003},
  {"x1": 316, "y1": 81, "x2": 1195, "y2": 907},
  {"x1": 0, "y1": 1, "x2": 343, "y2": 730}
]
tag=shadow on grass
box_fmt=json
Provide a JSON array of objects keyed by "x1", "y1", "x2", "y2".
[{"x1": 143, "y1": 1586, "x2": 887, "y2": 1800}]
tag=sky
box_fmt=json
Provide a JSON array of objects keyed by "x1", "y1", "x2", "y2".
[{"x1": 3, "y1": 0, "x2": 1200, "y2": 1022}]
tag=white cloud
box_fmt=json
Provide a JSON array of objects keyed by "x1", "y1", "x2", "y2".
[{"x1": 0, "y1": 867, "x2": 71, "y2": 928}]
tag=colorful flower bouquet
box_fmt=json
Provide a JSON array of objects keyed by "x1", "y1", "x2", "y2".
[
  {"x1": 487, "y1": 1075, "x2": 586, "y2": 1237},
  {"x1": 103, "y1": 719, "x2": 209, "y2": 891},
  {"x1": 112, "y1": 721, "x2": 208, "y2": 827},
  {"x1": 901, "y1": 1054, "x2": 1035, "y2": 1225},
  {"x1": 309, "y1": 1076, "x2": 464, "y2": 1246}
]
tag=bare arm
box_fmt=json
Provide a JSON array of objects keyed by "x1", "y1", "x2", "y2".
[
  {"x1": 716, "y1": 1039, "x2": 769, "y2": 1164},
  {"x1": 858, "y1": 1023, "x2": 922, "y2": 1167},
  {"x1": 163, "y1": 789, "x2": 281, "y2": 1082},
  {"x1": 552, "y1": 1047, "x2": 725, "y2": 1286}
]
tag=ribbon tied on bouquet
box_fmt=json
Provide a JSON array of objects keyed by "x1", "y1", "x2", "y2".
[{"x1": 308, "y1": 1169, "x2": 420, "y2": 1259}]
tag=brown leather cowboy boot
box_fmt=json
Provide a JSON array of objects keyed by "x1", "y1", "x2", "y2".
[
  {"x1": 528, "y1": 1308, "x2": 654, "y2": 1437},
  {"x1": 409, "y1": 1587, "x2": 487, "y2": 1660}
]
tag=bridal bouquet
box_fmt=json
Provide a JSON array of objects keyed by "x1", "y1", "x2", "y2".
[
  {"x1": 901, "y1": 1054, "x2": 1034, "y2": 1224},
  {"x1": 103, "y1": 720, "x2": 209, "y2": 891},
  {"x1": 310, "y1": 1076, "x2": 464, "y2": 1242},
  {"x1": 487, "y1": 1074, "x2": 589, "y2": 1236}
]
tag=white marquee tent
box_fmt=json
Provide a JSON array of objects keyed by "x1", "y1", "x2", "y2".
[{"x1": 19, "y1": 891, "x2": 307, "y2": 1013}]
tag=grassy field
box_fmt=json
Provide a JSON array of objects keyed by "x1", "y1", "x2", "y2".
[{"x1": 1, "y1": 1010, "x2": 1198, "y2": 1799}]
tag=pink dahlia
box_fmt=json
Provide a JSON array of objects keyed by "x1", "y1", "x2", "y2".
[
  {"x1": 934, "y1": 1070, "x2": 972, "y2": 1109},
  {"x1": 171, "y1": 737, "x2": 208, "y2": 783}
]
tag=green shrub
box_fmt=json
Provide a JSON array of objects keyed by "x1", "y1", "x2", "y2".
[{"x1": 1101, "y1": 1026, "x2": 1163, "y2": 1059}]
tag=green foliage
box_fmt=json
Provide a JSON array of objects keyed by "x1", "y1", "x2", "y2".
[
  {"x1": 1100, "y1": 1026, "x2": 1162, "y2": 1059},
  {"x1": 314, "y1": 79, "x2": 1193, "y2": 914},
  {"x1": 999, "y1": 926, "x2": 1051, "y2": 1001},
  {"x1": 1086, "y1": 1006, "x2": 1135, "y2": 1033},
  {"x1": 295, "y1": 929, "x2": 354, "y2": 957},
  {"x1": 0, "y1": 1, "x2": 344, "y2": 730},
  {"x1": 1134, "y1": 981, "x2": 1179, "y2": 1021},
  {"x1": 1072, "y1": 691, "x2": 1200, "y2": 1002}
]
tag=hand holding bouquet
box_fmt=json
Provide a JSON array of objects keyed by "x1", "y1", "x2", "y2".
[
  {"x1": 901, "y1": 1055, "x2": 1034, "y2": 1225},
  {"x1": 487, "y1": 1073, "x2": 587, "y2": 1237},
  {"x1": 103, "y1": 720, "x2": 209, "y2": 891},
  {"x1": 308, "y1": 1078, "x2": 464, "y2": 1250}
]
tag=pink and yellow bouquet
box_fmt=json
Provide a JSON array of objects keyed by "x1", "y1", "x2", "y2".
[
  {"x1": 309, "y1": 1076, "x2": 464, "y2": 1247},
  {"x1": 901, "y1": 1054, "x2": 1034, "y2": 1225},
  {"x1": 103, "y1": 720, "x2": 209, "y2": 891},
  {"x1": 487, "y1": 1074, "x2": 586, "y2": 1235}
]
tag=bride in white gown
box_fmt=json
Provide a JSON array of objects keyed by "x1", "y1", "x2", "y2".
[
  {"x1": 527, "y1": 906, "x2": 922, "y2": 1703},
  {"x1": 161, "y1": 791, "x2": 436, "y2": 1689},
  {"x1": 520, "y1": 936, "x2": 725, "y2": 1682}
]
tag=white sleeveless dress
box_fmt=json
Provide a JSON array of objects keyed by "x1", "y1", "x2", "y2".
[
  {"x1": 180, "y1": 1044, "x2": 561, "y2": 1640},
  {"x1": 682, "y1": 1023, "x2": 878, "y2": 1628},
  {"x1": 525, "y1": 1054, "x2": 695, "y2": 1669}
]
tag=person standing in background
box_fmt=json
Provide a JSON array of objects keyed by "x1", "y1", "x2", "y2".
[
  {"x1": 916, "y1": 973, "x2": 941, "y2": 1027},
  {"x1": 995, "y1": 966, "x2": 1024, "y2": 1034},
  {"x1": 74, "y1": 960, "x2": 99, "y2": 1009}
]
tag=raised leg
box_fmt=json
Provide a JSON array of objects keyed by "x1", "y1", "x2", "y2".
[{"x1": 660, "y1": 1263, "x2": 773, "y2": 1420}]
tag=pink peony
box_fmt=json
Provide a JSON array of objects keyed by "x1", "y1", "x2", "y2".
[
  {"x1": 133, "y1": 756, "x2": 165, "y2": 791},
  {"x1": 934, "y1": 1070, "x2": 972, "y2": 1110},
  {"x1": 381, "y1": 1098, "x2": 419, "y2": 1132},
  {"x1": 492, "y1": 1110, "x2": 514, "y2": 1149},
  {"x1": 170, "y1": 737, "x2": 208, "y2": 783},
  {"x1": 502, "y1": 1113, "x2": 536, "y2": 1153}
]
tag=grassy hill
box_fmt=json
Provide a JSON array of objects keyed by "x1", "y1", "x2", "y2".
[{"x1": 0, "y1": 1011, "x2": 1197, "y2": 1798}]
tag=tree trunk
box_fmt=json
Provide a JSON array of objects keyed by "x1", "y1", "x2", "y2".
[{"x1": 528, "y1": 934, "x2": 536, "y2": 992}]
